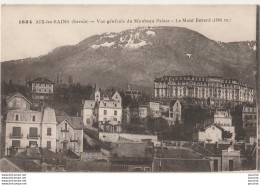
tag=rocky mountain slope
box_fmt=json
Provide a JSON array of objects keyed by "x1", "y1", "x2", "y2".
[{"x1": 1, "y1": 26, "x2": 257, "y2": 92}]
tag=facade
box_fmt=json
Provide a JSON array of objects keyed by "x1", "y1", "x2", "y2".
[
  {"x1": 242, "y1": 105, "x2": 257, "y2": 129},
  {"x1": 147, "y1": 102, "x2": 161, "y2": 118},
  {"x1": 213, "y1": 110, "x2": 235, "y2": 141},
  {"x1": 154, "y1": 75, "x2": 254, "y2": 104},
  {"x1": 28, "y1": 77, "x2": 54, "y2": 102},
  {"x1": 56, "y1": 116, "x2": 84, "y2": 153},
  {"x1": 169, "y1": 99, "x2": 182, "y2": 125},
  {"x1": 6, "y1": 93, "x2": 31, "y2": 110},
  {"x1": 5, "y1": 107, "x2": 57, "y2": 155},
  {"x1": 125, "y1": 85, "x2": 142, "y2": 99},
  {"x1": 82, "y1": 100, "x2": 97, "y2": 127},
  {"x1": 83, "y1": 89, "x2": 123, "y2": 132},
  {"x1": 192, "y1": 124, "x2": 223, "y2": 143}
]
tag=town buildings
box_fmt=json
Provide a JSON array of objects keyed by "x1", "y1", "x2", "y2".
[
  {"x1": 27, "y1": 77, "x2": 54, "y2": 102},
  {"x1": 154, "y1": 75, "x2": 254, "y2": 105},
  {"x1": 242, "y1": 105, "x2": 257, "y2": 129},
  {"x1": 213, "y1": 110, "x2": 235, "y2": 141},
  {"x1": 56, "y1": 116, "x2": 84, "y2": 154},
  {"x1": 82, "y1": 88, "x2": 123, "y2": 132},
  {"x1": 5, "y1": 93, "x2": 57, "y2": 155},
  {"x1": 192, "y1": 124, "x2": 223, "y2": 143}
]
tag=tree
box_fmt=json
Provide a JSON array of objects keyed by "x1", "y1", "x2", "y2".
[{"x1": 222, "y1": 130, "x2": 233, "y2": 139}]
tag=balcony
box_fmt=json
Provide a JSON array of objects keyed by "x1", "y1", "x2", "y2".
[
  {"x1": 70, "y1": 138, "x2": 78, "y2": 142},
  {"x1": 27, "y1": 134, "x2": 40, "y2": 139},
  {"x1": 10, "y1": 133, "x2": 23, "y2": 139},
  {"x1": 61, "y1": 128, "x2": 69, "y2": 132}
]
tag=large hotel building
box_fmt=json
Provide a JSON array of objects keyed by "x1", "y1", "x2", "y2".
[{"x1": 154, "y1": 75, "x2": 254, "y2": 104}]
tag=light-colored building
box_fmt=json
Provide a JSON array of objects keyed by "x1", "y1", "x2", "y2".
[
  {"x1": 169, "y1": 99, "x2": 182, "y2": 125},
  {"x1": 214, "y1": 110, "x2": 235, "y2": 141},
  {"x1": 147, "y1": 102, "x2": 160, "y2": 118},
  {"x1": 83, "y1": 88, "x2": 123, "y2": 132},
  {"x1": 28, "y1": 77, "x2": 54, "y2": 102},
  {"x1": 154, "y1": 75, "x2": 254, "y2": 104},
  {"x1": 242, "y1": 105, "x2": 257, "y2": 129},
  {"x1": 6, "y1": 93, "x2": 31, "y2": 110},
  {"x1": 139, "y1": 105, "x2": 148, "y2": 119},
  {"x1": 5, "y1": 107, "x2": 57, "y2": 155},
  {"x1": 192, "y1": 124, "x2": 223, "y2": 143},
  {"x1": 56, "y1": 116, "x2": 84, "y2": 153},
  {"x1": 82, "y1": 100, "x2": 97, "y2": 127}
]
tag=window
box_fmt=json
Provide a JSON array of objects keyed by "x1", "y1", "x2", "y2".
[
  {"x1": 32, "y1": 115, "x2": 36, "y2": 122},
  {"x1": 12, "y1": 127, "x2": 21, "y2": 137},
  {"x1": 15, "y1": 114, "x2": 19, "y2": 121},
  {"x1": 104, "y1": 103, "x2": 106, "y2": 106},
  {"x1": 47, "y1": 141, "x2": 51, "y2": 149},
  {"x1": 29, "y1": 141, "x2": 37, "y2": 146},
  {"x1": 12, "y1": 140, "x2": 20, "y2": 147},
  {"x1": 47, "y1": 128, "x2": 52, "y2": 136},
  {"x1": 113, "y1": 118, "x2": 117, "y2": 122},
  {"x1": 114, "y1": 110, "x2": 117, "y2": 115},
  {"x1": 115, "y1": 104, "x2": 117, "y2": 107},
  {"x1": 104, "y1": 110, "x2": 107, "y2": 115},
  {"x1": 214, "y1": 160, "x2": 218, "y2": 172},
  {"x1": 29, "y1": 127, "x2": 38, "y2": 137},
  {"x1": 65, "y1": 123, "x2": 68, "y2": 131},
  {"x1": 229, "y1": 160, "x2": 234, "y2": 171}
]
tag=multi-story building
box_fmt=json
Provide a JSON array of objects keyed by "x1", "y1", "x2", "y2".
[
  {"x1": 6, "y1": 93, "x2": 31, "y2": 110},
  {"x1": 83, "y1": 88, "x2": 123, "y2": 132},
  {"x1": 125, "y1": 85, "x2": 142, "y2": 99},
  {"x1": 154, "y1": 75, "x2": 254, "y2": 105},
  {"x1": 56, "y1": 116, "x2": 84, "y2": 154},
  {"x1": 5, "y1": 107, "x2": 57, "y2": 155},
  {"x1": 28, "y1": 77, "x2": 54, "y2": 102},
  {"x1": 213, "y1": 110, "x2": 235, "y2": 141},
  {"x1": 242, "y1": 105, "x2": 257, "y2": 129},
  {"x1": 82, "y1": 100, "x2": 97, "y2": 128}
]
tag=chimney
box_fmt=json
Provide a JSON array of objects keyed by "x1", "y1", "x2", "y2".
[
  {"x1": 245, "y1": 143, "x2": 248, "y2": 150},
  {"x1": 77, "y1": 112, "x2": 79, "y2": 117},
  {"x1": 203, "y1": 142, "x2": 206, "y2": 148},
  {"x1": 216, "y1": 141, "x2": 219, "y2": 149}
]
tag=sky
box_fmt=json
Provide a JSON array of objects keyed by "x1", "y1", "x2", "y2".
[{"x1": 1, "y1": 5, "x2": 257, "y2": 61}]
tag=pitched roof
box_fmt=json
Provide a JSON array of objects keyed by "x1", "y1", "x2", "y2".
[
  {"x1": 155, "y1": 146, "x2": 205, "y2": 159},
  {"x1": 153, "y1": 158, "x2": 211, "y2": 172},
  {"x1": 30, "y1": 77, "x2": 54, "y2": 84},
  {"x1": 42, "y1": 107, "x2": 56, "y2": 123},
  {"x1": 56, "y1": 116, "x2": 83, "y2": 130},
  {"x1": 6, "y1": 92, "x2": 32, "y2": 105},
  {"x1": 83, "y1": 100, "x2": 96, "y2": 109},
  {"x1": 0, "y1": 157, "x2": 23, "y2": 172},
  {"x1": 99, "y1": 100, "x2": 121, "y2": 108},
  {"x1": 110, "y1": 142, "x2": 153, "y2": 158}
]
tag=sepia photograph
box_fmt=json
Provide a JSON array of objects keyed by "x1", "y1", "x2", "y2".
[{"x1": 0, "y1": 5, "x2": 258, "y2": 174}]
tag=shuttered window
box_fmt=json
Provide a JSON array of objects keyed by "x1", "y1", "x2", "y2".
[
  {"x1": 12, "y1": 140, "x2": 20, "y2": 147},
  {"x1": 12, "y1": 127, "x2": 21, "y2": 136},
  {"x1": 29, "y1": 127, "x2": 38, "y2": 137}
]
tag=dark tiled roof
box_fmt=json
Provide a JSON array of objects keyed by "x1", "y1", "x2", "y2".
[
  {"x1": 56, "y1": 116, "x2": 84, "y2": 130},
  {"x1": 155, "y1": 146, "x2": 205, "y2": 159},
  {"x1": 6, "y1": 92, "x2": 32, "y2": 104},
  {"x1": 30, "y1": 77, "x2": 54, "y2": 84},
  {"x1": 7, "y1": 157, "x2": 41, "y2": 172},
  {"x1": 110, "y1": 142, "x2": 153, "y2": 158},
  {"x1": 153, "y1": 158, "x2": 211, "y2": 172}
]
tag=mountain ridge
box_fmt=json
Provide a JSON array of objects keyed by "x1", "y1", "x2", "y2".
[{"x1": 1, "y1": 26, "x2": 257, "y2": 92}]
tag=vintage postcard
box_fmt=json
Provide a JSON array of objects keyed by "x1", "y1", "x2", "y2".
[{"x1": 0, "y1": 5, "x2": 258, "y2": 173}]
